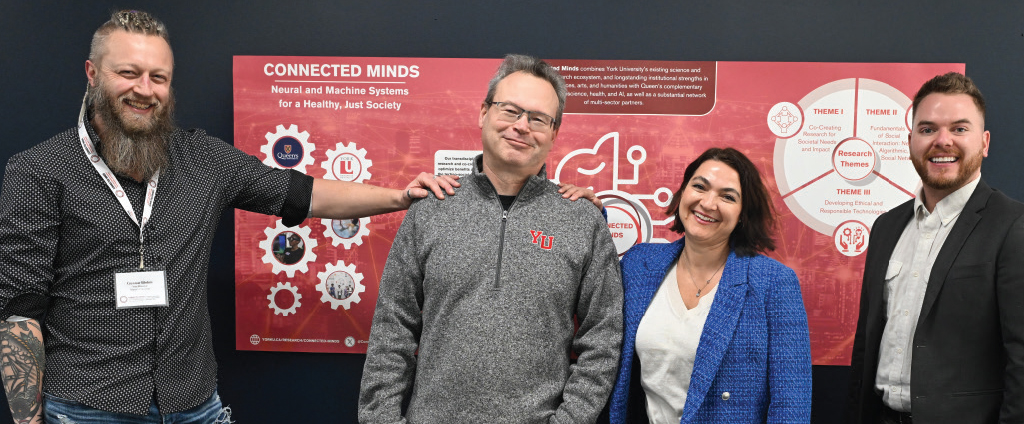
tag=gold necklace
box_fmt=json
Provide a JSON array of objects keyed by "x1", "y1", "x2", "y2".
[{"x1": 682, "y1": 248, "x2": 727, "y2": 297}]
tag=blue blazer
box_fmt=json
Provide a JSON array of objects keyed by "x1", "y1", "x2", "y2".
[{"x1": 608, "y1": 239, "x2": 812, "y2": 423}]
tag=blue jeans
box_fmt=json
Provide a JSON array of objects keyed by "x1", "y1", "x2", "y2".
[{"x1": 43, "y1": 390, "x2": 232, "y2": 424}]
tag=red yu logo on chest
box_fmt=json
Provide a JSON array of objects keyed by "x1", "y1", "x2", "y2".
[{"x1": 530, "y1": 230, "x2": 554, "y2": 250}]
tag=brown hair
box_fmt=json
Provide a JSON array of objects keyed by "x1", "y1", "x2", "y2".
[
  {"x1": 665, "y1": 147, "x2": 777, "y2": 257},
  {"x1": 911, "y1": 72, "x2": 985, "y2": 121},
  {"x1": 484, "y1": 54, "x2": 567, "y2": 128}
]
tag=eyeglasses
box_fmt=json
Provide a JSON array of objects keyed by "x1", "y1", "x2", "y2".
[{"x1": 487, "y1": 101, "x2": 557, "y2": 131}]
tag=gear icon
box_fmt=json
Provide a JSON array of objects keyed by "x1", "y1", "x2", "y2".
[
  {"x1": 321, "y1": 142, "x2": 372, "y2": 183},
  {"x1": 261, "y1": 124, "x2": 316, "y2": 173},
  {"x1": 267, "y1": 282, "x2": 302, "y2": 316},
  {"x1": 259, "y1": 220, "x2": 318, "y2": 277},
  {"x1": 316, "y1": 261, "x2": 366, "y2": 310},
  {"x1": 322, "y1": 217, "x2": 371, "y2": 249}
]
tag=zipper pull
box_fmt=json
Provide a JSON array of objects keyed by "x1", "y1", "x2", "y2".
[{"x1": 502, "y1": 209, "x2": 508, "y2": 221}]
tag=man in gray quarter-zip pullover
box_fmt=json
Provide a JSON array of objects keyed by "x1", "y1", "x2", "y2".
[{"x1": 358, "y1": 54, "x2": 623, "y2": 424}]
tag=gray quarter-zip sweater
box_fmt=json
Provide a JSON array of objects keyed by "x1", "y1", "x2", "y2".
[{"x1": 359, "y1": 156, "x2": 623, "y2": 423}]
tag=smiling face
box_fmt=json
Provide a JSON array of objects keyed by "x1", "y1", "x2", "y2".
[
  {"x1": 86, "y1": 30, "x2": 173, "y2": 134},
  {"x1": 677, "y1": 160, "x2": 743, "y2": 248},
  {"x1": 909, "y1": 92, "x2": 989, "y2": 202},
  {"x1": 84, "y1": 30, "x2": 175, "y2": 180},
  {"x1": 478, "y1": 71, "x2": 560, "y2": 178}
]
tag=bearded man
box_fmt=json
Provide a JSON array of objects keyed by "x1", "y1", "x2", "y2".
[
  {"x1": 848, "y1": 72, "x2": 1024, "y2": 424},
  {"x1": 0, "y1": 9, "x2": 467, "y2": 423}
]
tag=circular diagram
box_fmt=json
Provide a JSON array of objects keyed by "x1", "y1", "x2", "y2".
[{"x1": 773, "y1": 78, "x2": 920, "y2": 250}]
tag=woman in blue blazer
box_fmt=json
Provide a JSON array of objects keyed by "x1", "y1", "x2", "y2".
[{"x1": 608, "y1": 148, "x2": 812, "y2": 423}]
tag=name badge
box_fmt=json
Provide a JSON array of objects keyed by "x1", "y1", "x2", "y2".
[{"x1": 114, "y1": 269, "x2": 168, "y2": 309}]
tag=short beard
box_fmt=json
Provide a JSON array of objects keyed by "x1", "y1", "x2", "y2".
[
  {"x1": 911, "y1": 146, "x2": 983, "y2": 191},
  {"x1": 87, "y1": 78, "x2": 175, "y2": 181}
]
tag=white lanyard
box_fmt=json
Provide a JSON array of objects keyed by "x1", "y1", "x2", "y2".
[{"x1": 76, "y1": 93, "x2": 160, "y2": 269}]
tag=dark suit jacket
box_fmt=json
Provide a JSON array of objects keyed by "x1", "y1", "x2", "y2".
[{"x1": 848, "y1": 179, "x2": 1024, "y2": 424}]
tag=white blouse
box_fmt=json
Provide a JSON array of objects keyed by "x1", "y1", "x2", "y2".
[{"x1": 635, "y1": 265, "x2": 718, "y2": 423}]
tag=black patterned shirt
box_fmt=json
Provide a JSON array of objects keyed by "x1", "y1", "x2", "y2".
[{"x1": 0, "y1": 119, "x2": 312, "y2": 415}]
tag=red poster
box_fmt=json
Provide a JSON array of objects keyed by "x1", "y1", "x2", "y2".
[{"x1": 233, "y1": 57, "x2": 962, "y2": 365}]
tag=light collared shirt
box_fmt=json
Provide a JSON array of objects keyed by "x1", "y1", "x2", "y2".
[{"x1": 875, "y1": 177, "x2": 980, "y2": 412}]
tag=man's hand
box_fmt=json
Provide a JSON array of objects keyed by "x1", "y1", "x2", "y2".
[
  {"x1": 558, "y1": 183, "x2": 603, "y2": 208},
  {"x1": 405, "y1": 173, "x2": 460, "y2": 201}
]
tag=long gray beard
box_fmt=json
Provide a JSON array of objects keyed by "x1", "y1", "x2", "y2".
[{"x1": 87, "y1": 82, "x2": 175, "y2": 181}]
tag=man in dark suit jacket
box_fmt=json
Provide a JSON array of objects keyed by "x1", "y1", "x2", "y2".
[{"x1": 848, "y1": 72, "x2": 1024, "y2": 424}]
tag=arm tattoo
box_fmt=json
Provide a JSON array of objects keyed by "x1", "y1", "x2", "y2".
[{"x1": 0, "y1": 320, "x2": 44, "y2": 424}]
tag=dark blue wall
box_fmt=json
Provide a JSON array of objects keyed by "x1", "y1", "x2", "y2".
[{"x1": 2, "y1": 1, "x2": 1022, "y2": 422}]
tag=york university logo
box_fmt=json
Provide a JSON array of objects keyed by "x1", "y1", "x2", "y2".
[{"x1": 529, "y1": 230, "x2": 554, "y2": 250}]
